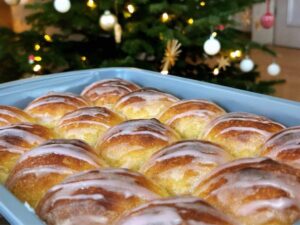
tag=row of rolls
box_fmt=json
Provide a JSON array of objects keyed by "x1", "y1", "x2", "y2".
[{"x1": 0, "y1": 78, "x2": 299, "y2": 225}]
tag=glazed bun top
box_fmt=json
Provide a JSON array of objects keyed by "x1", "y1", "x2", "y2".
[
  {"x1": 159, "y1": 99, "x2": 226, "y2": 139},
  {"x1": 96, "y1": 119, "x2": 180, "y2": 170},
  {"x1": 0, "y1": 105, "x2": 35, "y2": 126},
  {"x1": 193, "y1": 157, "x2": 300, "y2": 225},
  {"x1": 0, "y1": 123, "x2": 54, "y2": 154},
  {"x1": 25, "y1": 92, "x2": 90, "y2": 128},
  {"x1": 202, "y1": 112, "x2": 285, "y2": 158},
  {"x1": 114, "y1": 88, "x2": 179, "y2": 119},
  {"x1": 37, "y1": 168, "x2": 168, "y2": 225},
  {"x1": 261, "y1": 126, "x2": 300, "y2": 169},
  {"x1": 117, "y1": 197, "x2": 237, "y2": 225},
  {"x1": 81, "y1": 79, "x2": 140, "y2": 108}
]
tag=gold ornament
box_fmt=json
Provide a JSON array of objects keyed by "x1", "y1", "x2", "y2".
[
  {"x1": 114, "y1": 23, "x2": 122, "y2": 44},
  {"x1": 4, "y1": 0, "x2": 20, "y2": 6},
  {"x1": 99, "y1": 10, "x2": 118, "y2": 31},
  {"x1": 161, "y1": 39, "x2": 182, "y2": 74},
  {"x1": 217, "y1": 56, "x2": 230, "y2": 71}
]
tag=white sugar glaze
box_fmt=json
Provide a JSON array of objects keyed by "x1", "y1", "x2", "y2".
[
  {"x1": 0, "y1": 108, "x2": 29, "y2": 122},
  {"x1": 165, "y1": 110, "x2": 216, "y2": 125},
  {"x1": 18, "y1": 143, "x2": 99, "y2": 167},
  {"x1": 101, "y1": 120, "x2": 173, "y2": 143}
]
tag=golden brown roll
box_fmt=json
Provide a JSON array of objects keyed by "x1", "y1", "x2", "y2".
[
  {"x1": 117, "y1": 197, "x2": 237, "y2": 225},
  {"x1": 202, "y1": 112, "x2": 285, "y2": 158},
  {"x1": 37, "y1": 168, "x2": 168, "y2": 225},
  {"x1": 56, "y1": 107, "x2": 124, "y2": 146},
  {"x1": 81, "y1": 79, "x2": 140, "y2": 108},
  {"x1": 0, "y1": 123, "x2": 54, "y2": 183},
  {"x1": 141, "y1": 140, "x2": 232, "y2": 195},
  {"x1": 96, "y1": 119, "x2": 180, "y2": 171},
  {"x1": 261, "y1": 126, "x2": 300, "y2": 169},
  {"x1": 193, "y1": 157, "x2": 300, "y2": 225},
  {"x1": 25, "y1": 92, "x2": 90, "y2": 128},
  {"x1": 0, "y1": 105, "x2": 35, "y2": 126},
  {"x1": 5, "y1": 139, "x2": 105, "y2": 208},
  {"x1": 114, "y1": 88, "x2": 179, "y2": 120},
  {"x1": 159, "y1": 99, "x2": 226, "y2": 139}
]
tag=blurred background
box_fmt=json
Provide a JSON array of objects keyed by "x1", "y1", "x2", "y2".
[{"x1": 0, "y1": 0, "x2": 300, "y2": 101}]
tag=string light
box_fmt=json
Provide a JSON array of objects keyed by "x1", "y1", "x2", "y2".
[
  {"x1": 81, "y1": 56, "x2": 87, "y2": 61},
  {"x1": 34, "y1": 44, "x2": 41, "y2": 51},
  {"x1": 213, "y1": 68, "x2": 219, "y2": 76},
  {"x1": 34, "y1": 56, "x2": 42, "y2": 62},
  {"x1": 161, "y1": 12, "x2": 169, "y2": 23},
  {"x1": 230, "y1": 50, "x2": 242, "y2": 59},
  {"x1": 33, "y1": 64, "x2": 42, "y2": 72},
  {"x1": 86, "y1": 0, "x2": 96, "y2": 9},
  {"x1": 127, "y1": 4, "x2": 135, "y2": 14},
  {"x1": 44, "y1": 34, "x2": 53, "y2": 42},
  {"x1": 200, "y1": 1, "x2": 206, "y2": 7},
  {"x1": 187, "y1": 18, "x2": 194, "y2": 25},
  {"x1": 212, "y1": 32, "x2": 217, "y2": 37}
]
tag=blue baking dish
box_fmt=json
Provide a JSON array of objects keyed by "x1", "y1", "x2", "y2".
[{"x1": 0, "y1": 67, "x2": 299, "y2": 225}]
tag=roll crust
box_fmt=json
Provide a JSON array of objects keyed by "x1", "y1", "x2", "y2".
[
  {"x1": 81, "y1": 79, "x2": 140, "y2": 108},
  {"x1": 5, "y1": 139, "x2": 105, "y2": 208},
  {"x1": 96, "y1": 119, "x2": 180, "y2": 171},
  {"x1": 159, "y1": 99, "x2": 226, "y2": 139},
  {"x1": 56, "y1": 107, "x2": 124, "y2": 146},
  {"x1": 202, "y1": 112, "x2": 285, "y2": 158},
  {"x1": 261, "y1": 126, "x2": 300, "y2": 169},
  {"x1": 37, "y1": 168, "x2": 168, "y2": 225},
  {"x1": 0, "y1": 105, "x2": 35, "y2": 126},
  {"x1": 141, "y1": 140, "x2": 232, "y2": 195},
  {"x1": 0, "y1": 123, "x2": 54, "y2": 183},
  {"x1": 193, "y1": 157, "x2": 300, "y2": 225},
  {"x1": 114, "y1": 88, "x2": 179, "y2": 119},
  {"x1": 117, "y1": 197, "x2": 237, "y2": 225},
  {"x1": 25, "y1": 92, "x2": 90, "y2": 128}
]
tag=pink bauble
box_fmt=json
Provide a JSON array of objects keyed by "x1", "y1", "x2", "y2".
[{"x1": 260, "y1": 12, "x2": 275, "y2": 29}]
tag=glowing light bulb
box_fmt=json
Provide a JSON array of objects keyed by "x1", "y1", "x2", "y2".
[
  {"x1": 187, "y1": 18, "x2": 194, "y2": 25},
  {"x1": 81, "y1": 56, "x2": 87, "y2": 61},
  {"x1": 87, "y1": 0, "x2": 96, "y2": 9},
  {"x1": 212, "y1": 32, "x2": 217, "y2": 37},
  {"x1": 44, "y1": 34, "x2": 52, "y2": 42},
  {"x1": 200, "y1": 1, "x2": 206, "y2": 7},
  {"x1": 213, "y1": 68, "x2": 219, "y2": 76},
  {"x1": 161, "y1": 12, "x2": 169, "y2": 23},
  {"x1": 34, "y1": 56, "x2": 42, "y2": 62},
  {"x1": 34, "y1": 44, "x2": 41, "y2": 51},
  {"x1": 127, "y1": 4, "x2": 135, "y2": 14},
  {"x1": 33, "y1": 64, "x2": 42, "y2": 72}
]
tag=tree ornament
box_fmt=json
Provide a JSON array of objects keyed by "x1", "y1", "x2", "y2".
[
  {"x1": 114, "y1": 23, "x2": 122, "y2": 44},
  {"x1": 240, "y1": 56, "x2": 254, "y2": 72},
  {"x1": 4, "y1": 0, "x2": 20, "y2": 6},
  {"x1": 28, "y1": 55, "x2": 35, "y2": 64},
  {"x1": 217, "y1": 56, "x2": 230, "y2": 71},
  {"x1": 260, "y1": 0, "x2": 274, "y2": 29},
  {"x1": 161, "y1": 39, "x2": 182, "y2": 75},
  {"x1": 267, "y1": 62, "x2": 281, "y2": 76},
  {"x1": 99, "y1": 10, "x2": 118, "y2": 31},
  {"x1": 54, "y1": 0, "x2": 71, "y2": 13},
  {"x1": 203, "y1": 35, "x2": 221, "y2": 56}
]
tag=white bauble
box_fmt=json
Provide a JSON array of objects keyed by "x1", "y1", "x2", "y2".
[
  {"x1": 4, "y1": 0, "x2": 20, "y2": 5},
  {"x1": 99, "y1": 10, "x2": 118, "y2": 31},
  {"x1": 203, "y1": 36, "x2": 221, "y2": 56},
  {"x1": 54, "y1": 0, "x2": 71, "y2": 13},
  {"x1": 240, "y1": 57, "x2": 254, "y2": 72},
  {"x1": 267, "y1": 62, "x2": 281, "y2": 76}
]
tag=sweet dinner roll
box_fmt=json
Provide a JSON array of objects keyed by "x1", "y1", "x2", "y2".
[
  {"x1": 159, "y1": 99, "x2": 226, "y2": 139},
  {"x1": 141, "y1": 140, "x2": 232, "y2": 195},
  {"x1": 114, "y1": 88, "x2": 179, "y2": 120},
  {"x1": 0, "y1": 105, "x2": 35, "y2": 126},
  {"x1": 96, "y1": 119, "x2": 180, "y2": 171},
  {"x1": 37, "y1": 168, "x2": 168, "y2": 225},
  {"x1": 25, "y1": 92, "x2": 90, "y2": 128},
  {"x1": 81, "y1": 79, "x2": 140, "y2": 108},
  {"x1": 193, "y1": 157, "x2": 300, "y2": 225},
  {"x1": 0, "y1": 123, "x2": 53, "y2": 183},
  {"x1": 202, "y1": 112, "x2": 285, "y2": 158},
  {"x1": 6, "y1": 139, "x2": 105, "y2": 208},
  {"x1": 261, "y1": 126, "x2": 300, "y2": 169},
  {"x1": 117, "y1": 197, "x2": 237, "y2": 225},
  {"x1": 56, "y1": 107, "x2": 124, "y2": 146}
]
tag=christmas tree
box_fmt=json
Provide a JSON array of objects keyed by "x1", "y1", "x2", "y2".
[{"x1": 0, "y1": 0, "x2": 283, "y2": 93}]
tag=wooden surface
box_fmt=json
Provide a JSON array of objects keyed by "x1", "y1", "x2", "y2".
[{"x1": 251, "y1": 46, "x2": 300, "y2": 102}]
